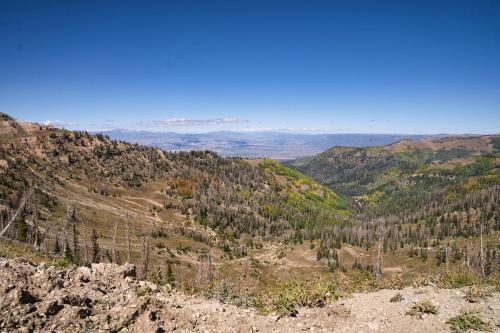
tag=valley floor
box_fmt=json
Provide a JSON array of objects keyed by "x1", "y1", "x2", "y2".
[{"x1": 0, "y1": 258, "x2": 498, "y2": 333}]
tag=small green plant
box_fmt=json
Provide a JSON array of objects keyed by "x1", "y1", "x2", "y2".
[
  {"x1": 406, "y1": 300, "x2": 438, "y2": 318},
  {"x1": 390, "y1": 292, "x2": 404, "y2": 303},
  {"x1": 447, "y1": 311, "x2": 491, "y2": 332},
  {"x1": 439, "y1": 271, "x2": 476, "y2": 289},
  {"x1": 147, "y1": 271, "x2": 162, "y2": 285},
  {"x1": 52, "y1": 258, "x2": 70, "y2": 268}
]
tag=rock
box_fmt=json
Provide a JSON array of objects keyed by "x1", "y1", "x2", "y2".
[
  {"x1": 78, "y1": 308, "x2": 92, "y2": 319},
  {"x1": 42, "y1": 300, "x2": 63, "y2": 316},
  {"x1": 19, "y1": 290, "x2": 38, "y2": 304},
  {"x1": 76, "y1": 266, "x2": 92, "y2": 282},
  {"x1": 118, "y1": 263, "x2": 137, "y2": 278}
]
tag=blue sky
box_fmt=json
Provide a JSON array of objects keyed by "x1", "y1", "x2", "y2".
[{"x1": 1, "y1": 0, "x2": 499, "y2": 134}]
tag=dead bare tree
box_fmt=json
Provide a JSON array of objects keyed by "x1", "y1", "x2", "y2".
[
  {"x1": 141, "y1": 236, "x2": 150, "y2": 278},
  {"x1": 373, "y1": 223, "x2": 384, "y2": 279},
  {"x1": 83, "y1": 230, "x2": 90, "y2": 263},
  {"x1": 479, "y1": 217, "x2": 485, "y2": 277},
  {"x1": 196, "y1": 248, "x2": 213, "y2": 287},
  {"x1": 0, "y1": 187, "x2": 35, "y2": 238},
  {"x1": 112, "y1": 220, "x2": 118, "y2": 263},
  {"x1": 32, "y1": 204, "x2": 39, "y2": 250},
  {"x1": 126, "y1": 214, "x2": 131, "y2": 263},
  {"x1": 445, "y1": 245, "x2": 449, "y2": 272}
]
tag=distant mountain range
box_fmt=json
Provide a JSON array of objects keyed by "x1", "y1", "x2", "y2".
[{"x1": 99, "y1": 130, "x2": 431, "y2": 159}]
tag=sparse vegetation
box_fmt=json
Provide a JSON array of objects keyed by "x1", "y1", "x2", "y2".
[
  {"x1": 447, "y1": 311, "x2": 491, "y2": 332},
  {"x1": 439, "y1": 271, "x2": 477, "y2": 289},
  {"x1": 254, "y1": 277, "x2": 339, "y2": 317},
  {"x1": 465, "y1": 285, "x2": 493, "y2": 303},
  {"x1": 406, "y1": 299, "x2": 438, "y2": 317},
  {"x1": 390, "y1": 292, "x2": 404, "y2": 303}
]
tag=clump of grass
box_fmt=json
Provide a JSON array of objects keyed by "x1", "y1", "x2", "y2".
[
  {"x1": 439, "y1": 271, "x2": 477, "y2": 289},
  {"x1": 390, "y1": 292, "x2": 404, "y2": 303},
  {"x1": 447, "y1": 311, "x2": 491, "y2": 332},
  {"x1": 411, "y1": 275, "x2": 433, "y2": 288},
  {"x1": 51, "y1": 257, "x2": 70, "y2": 268},
  {"x1": 337, "y1": 271, "x2": 379, "y2": 294},
  {"x1": 465, "y1": 285, "x2": 493, "y2": 303},
  {"x1": 486, "y1": 275, "x2": 500, "y2": 292},
  {"x1": 381, "y1": 274, "x2": 404, "y2": 290},
  {"x1": 254, "y1": 277, "x2": 339, "y2": 317},
  {"x1": 406, "y1": 299, "x2": 438, "y2": 318},
  {"x1": 204, "y1": 279, "x2": 254, "y2": 307}
]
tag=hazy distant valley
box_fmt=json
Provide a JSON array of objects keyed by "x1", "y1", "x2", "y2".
[{"x1": 101, "y1": 130, "x2": 430, "y2": 159}]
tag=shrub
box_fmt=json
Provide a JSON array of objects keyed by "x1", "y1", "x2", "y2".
[
  {"x1": 52, "y1": 258, "x2": 70, "y2": 268},
  {"x1": 439, "y1": 271, "x2": 477, "y2": 289},
  {"x1": 204, "y1": 280, "x2": 254, "y2": 307},
  {"x1": 381, "y1": 275, "x2": 404, "y2": 290},
  {"x1": 406, "y1": 300, "x2": 438, "y2": 318},
  {"x1": 447, "y1": 311, "x2": 491, "y2": 332},
  {"x1": 411, "y1": 275, "x2": 433, "y2": 288},
  {"x1": 465, "y1": 285, "x2": 493, "y2": 303},
  {"x1": 390, "y1": 293, "x2": 404, "y2": 303},
  {"x1": 255, "y1": 277, "x2": 339, "y2": 317}
]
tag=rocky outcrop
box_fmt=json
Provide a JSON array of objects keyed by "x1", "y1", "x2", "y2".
[{"x1": 0, "y1": 258, "x2": 499, "y2": 332}]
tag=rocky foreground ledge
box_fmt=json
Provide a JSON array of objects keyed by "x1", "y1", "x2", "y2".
[{"x1": 0, "y1": 258, "x2": 498, "y2": 333}]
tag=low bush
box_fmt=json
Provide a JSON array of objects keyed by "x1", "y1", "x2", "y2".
[
  {"x1": 254, "y1": 277, "x2": 339, "y2": 317},
  {"x1": 204, "y1": 279, "x2": 255, "y2": 307},
  {"x1": 439, "y1": 271, "x2": 477, "y2": 289},
  {"x1": 447, "y1": 311, "x2": 491, "y2": 332},
  {"x1": 406, "y1": 299, "x2": 438, "y2": 318},
  {"x1": 465, "y1": 285, "x2": 493, "y2": 303},
  {"x1": 390, "y1": 292, "x2": 404, "y2": 303}
]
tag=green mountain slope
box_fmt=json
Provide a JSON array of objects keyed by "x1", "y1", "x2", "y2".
[{"x1": 287, "y1": 136, "x2": 500, "y2": 217}]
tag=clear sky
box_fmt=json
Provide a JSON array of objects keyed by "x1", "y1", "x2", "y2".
[{"x1": 1, "y1": 0, "x2": 499, "y2": 134}]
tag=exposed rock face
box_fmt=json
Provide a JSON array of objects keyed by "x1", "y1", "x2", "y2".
[
  {"x1": 0, "y1": 258, "x2": 499, "y2": 333},
  {"x1": 0, "y1": 259, "x2": 154, "y2": 332}
]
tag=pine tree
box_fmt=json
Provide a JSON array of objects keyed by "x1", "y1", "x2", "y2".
[
  {"x1": 53, "y1": 237, "x2": 61, "y2": 253},
  {"x1": 16, "y1": 213, "x2": 28, "y2": 242}
]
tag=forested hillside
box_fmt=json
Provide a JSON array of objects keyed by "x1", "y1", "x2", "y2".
[
  {"x1": 0, "y1": 113, "x2": 498, "y2": 292},
  {"x1": 0, "y1": 113, "x2": 347, "y2": 280},
  {"x1": 288, "y1": 136, "x2": 499, "y2": 216},
  {"x1": 287, "y1": 136, "x2": 500, "y2": 276}
]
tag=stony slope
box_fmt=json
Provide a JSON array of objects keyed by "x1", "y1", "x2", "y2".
[{"x1": 1, "y1": 258, "x2": 498, "y2": 333}]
